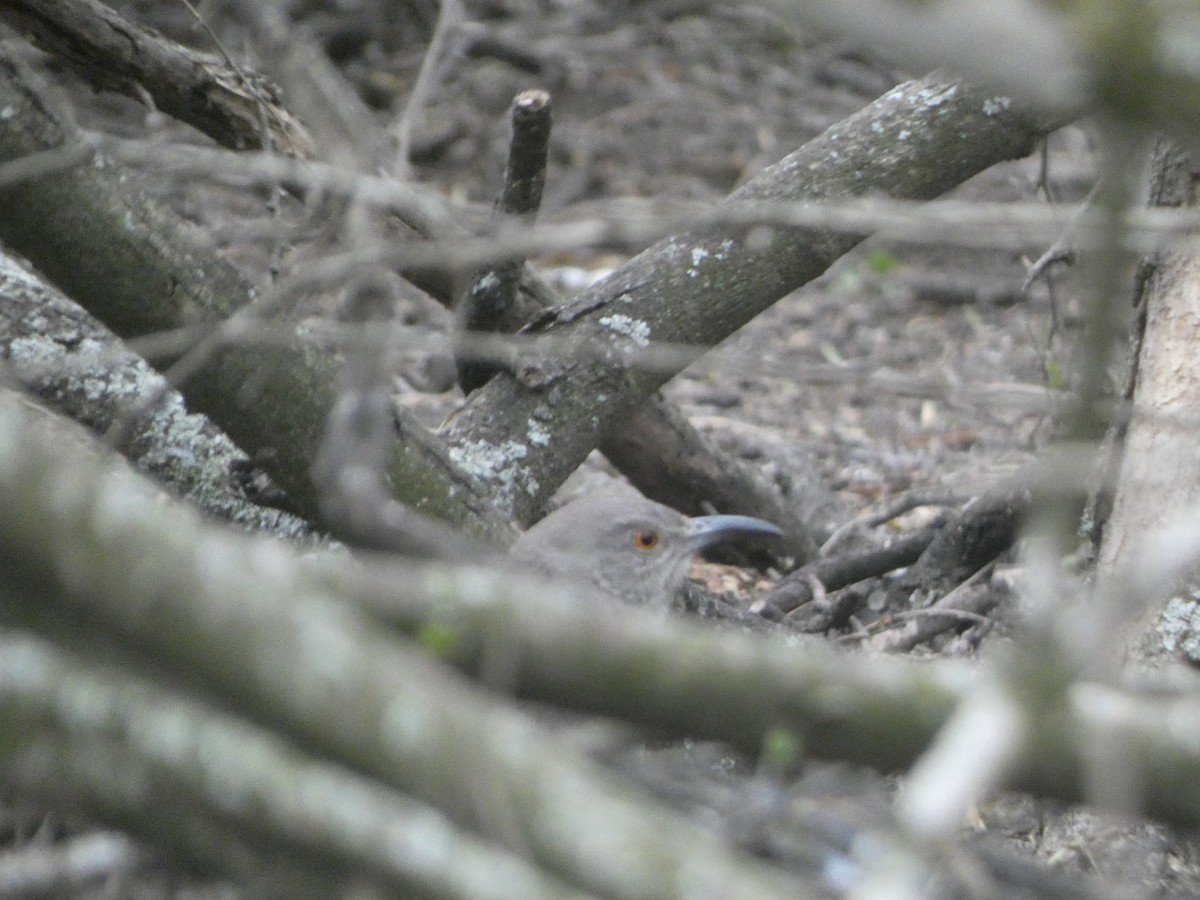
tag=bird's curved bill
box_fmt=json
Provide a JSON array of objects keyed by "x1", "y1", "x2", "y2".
[{"x1": 685, "y1": 514, "x2": 783, "y2": 551}]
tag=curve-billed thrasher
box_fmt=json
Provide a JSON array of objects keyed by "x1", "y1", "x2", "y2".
[{"x1": 509, "y1": 493, "x2": 782, "y2": 608}]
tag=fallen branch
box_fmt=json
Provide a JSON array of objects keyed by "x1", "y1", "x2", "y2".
[
  {"x1": 0, "y1": 0, "x2": 314, "y2": 157},
  {"x1": 0, "y1": 49, "x2": 512, "y2": 547},
  {"x1": 441, "y1": 72, "x2": 1056, "y2": 526},
  {"x1": 0, "y1": 251, "x2": 310, "y2": 539}
]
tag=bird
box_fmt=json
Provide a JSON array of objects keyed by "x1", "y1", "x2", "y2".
[{"x1": 509, "y1": 491, "x2": 783, "y2": 609}]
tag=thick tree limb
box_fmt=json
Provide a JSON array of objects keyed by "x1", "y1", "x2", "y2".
[
  {"x1": 0, "y1": 0, "x2": 314, "y2": 157},
  {"x1": 0, "y1": 50, "x2": 512, "y2": 547},
  {"x1": 1097, "y1": 143, "x2": 1200, "y2": 662},
  {"x1": 340, "y1": 561, "x2": 1200, "y2": 831},
  {"x1": 0, "y1": 252, "x2": 310, "y2": 539},
  {"x1": 440, "y1": 72, "x2": 1055, "y2": 525}
]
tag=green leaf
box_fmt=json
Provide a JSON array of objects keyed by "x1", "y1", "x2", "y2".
[
  {"x1": 761, "y1": 727, "x2": 803, "y2": 773},
  {"x1": 865, "y1": 248, "x2": 898, "y2": 275},
  {"x1": 416, "y1": 621, "x2": 461, "y2": 657},
  {"x1": 1045, "y1": 359, "x2": 1065, "y2": 390}
]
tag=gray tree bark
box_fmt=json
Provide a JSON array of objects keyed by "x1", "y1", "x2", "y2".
[
  {"x1": 0, "y1": 51, "x2": 1053, "y2": 549},
  {"x1": 0, "y1": 0, "x2": 314, "y2": 157},
  {"x1": 441, "y1": 73, "x2": 1054, "y2": 526},
  {"x1": 1097, "y1": 144, "x2": 1200, "y2": 662},
  {"x1": 0, "y1": 252, "x2": 312, "y2": 539},
  {"x1": 0, "y1": 50, "x2": 512, "y2": 546}
]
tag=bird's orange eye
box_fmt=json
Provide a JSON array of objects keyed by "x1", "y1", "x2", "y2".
[{"x1": 634, "y1": 530, "x2": 659, "y2": 550}]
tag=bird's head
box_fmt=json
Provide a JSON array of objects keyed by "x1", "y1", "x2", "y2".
[{"x1": 509, "y1": 493, "x2": 782, "y2": 608}]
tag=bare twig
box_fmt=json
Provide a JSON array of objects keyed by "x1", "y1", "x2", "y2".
[
  {"x1": 390, "y1": 0, "x2": 466, "y2": 180},
  {"x1": 867, "y1": 567, "x2": 1002, "y2": 653},
  {"x1": 314, "y1": 274, "x2": 490, "y2": 558},
  {"x1": 752, "y1": 521, "x2": 943, "y2": 622}
]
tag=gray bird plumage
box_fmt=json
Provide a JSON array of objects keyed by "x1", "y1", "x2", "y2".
[{"x1": 509, "y1": 492, "x2": 782, "y2": 608}]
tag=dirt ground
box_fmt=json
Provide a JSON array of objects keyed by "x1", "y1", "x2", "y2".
[{"x1": 10, "y1": 0, "x2": 1200, "y2": 896}]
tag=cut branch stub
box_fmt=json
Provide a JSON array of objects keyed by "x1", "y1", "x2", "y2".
[{"x1": 456, "y1": 89, "x2": 553, "y2": 393}]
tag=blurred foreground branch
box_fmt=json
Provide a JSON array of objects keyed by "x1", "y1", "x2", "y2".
[
  {"x1": 0, "y1": 387, "x2": 814, "y2": 899},
  {"x1": 0, "y1": 625, "x2": 592, "y2": 900},
  {"x1": 5, "y1": 387, "x2": 1200, "y2": 846}
]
